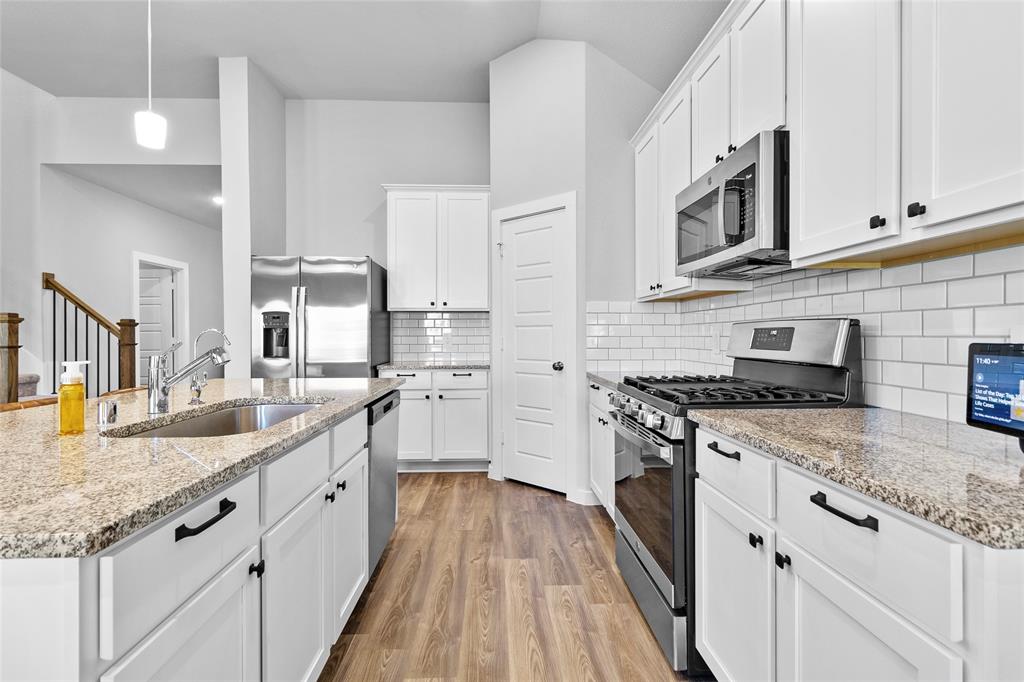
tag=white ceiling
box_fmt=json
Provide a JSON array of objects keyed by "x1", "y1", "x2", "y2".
[
  {"x1": 1, "y1": 0, "x2": 727, "y2": 102},
  {"x1": 50, "y1": 164, "x2": 223, "y2": 229}
]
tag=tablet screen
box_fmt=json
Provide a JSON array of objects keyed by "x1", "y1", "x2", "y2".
[{"x1": 967, "y1": 343, "x2": 1024, "y2": 438}]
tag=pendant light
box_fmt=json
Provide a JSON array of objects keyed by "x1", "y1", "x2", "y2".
[{"x1": 134, "y1": 0, "x2": 167, "y2": 149}]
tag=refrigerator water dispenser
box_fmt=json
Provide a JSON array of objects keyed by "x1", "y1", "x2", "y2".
[{"x1": 262, "y1": 312, "x2": 290, "y2": 358}]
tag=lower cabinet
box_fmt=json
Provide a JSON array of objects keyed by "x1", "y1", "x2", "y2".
[
  {"x1": 397, "y1": 390, "x2": 433, "y2": 461},
  {"x1": 101, "y1": 545, "x2": 261, "y2": 682},
  {"x1": 328, "y1": 449, "x2": 369, "y2": 638},
  {"x1": 776, "y1": 538, "x2": 963, "y2": 681},
  {"x1": 588, "y1": 404, "x2": 614, "y2": 515},
  {"x1": 262, "y1": 482, "x2": 331, "y2": 682},
  {"x1": 695, "y1": 480, "x2": 775, "y2": 682},
  {"x1": 436, "y1": 389, "x2": 488, "y2": 460}
]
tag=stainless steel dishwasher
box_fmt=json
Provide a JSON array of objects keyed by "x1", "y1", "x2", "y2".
[{"x1": 367, "y1": 390, "x2": 399, "y2": 572}]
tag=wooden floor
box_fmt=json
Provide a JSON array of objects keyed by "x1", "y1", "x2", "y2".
[{"x1": 319, "y1": 472, "x2": 686, "y2": 682}]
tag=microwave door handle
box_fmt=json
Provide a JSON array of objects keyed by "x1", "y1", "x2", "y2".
[
  {"x1": 289, "y1": 286, "x2": 299, "y2": 379},
  {"x1": 715, "y1": 183, "x2": 728, "y2": 248}
]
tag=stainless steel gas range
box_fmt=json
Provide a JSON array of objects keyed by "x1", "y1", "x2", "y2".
[{"x1": 608, "y1": 318, "x2": 863, "y2": 674}]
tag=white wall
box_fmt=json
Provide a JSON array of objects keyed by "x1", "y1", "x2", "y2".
[
  {"x1": 37, "y1": 167, "x2": 223, "y2": 390},
  {"x1": 585, "y1": 45, "x2": 660, "y2": 301},
  {"x1": 247, "y1": 63, "x2": 286, "y2": 256},
  {"x1": 285, "y1": 99, "x2": 490, "y2": 262}
]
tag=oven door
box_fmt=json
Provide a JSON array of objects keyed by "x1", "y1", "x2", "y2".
[{"x1": 610, "y1": 411, "x2": 683, "y2": 608}]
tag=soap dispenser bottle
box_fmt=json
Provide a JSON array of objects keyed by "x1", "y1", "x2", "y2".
[{"x1": 59, "y1": 360, "x2": 90, "y2": 435}]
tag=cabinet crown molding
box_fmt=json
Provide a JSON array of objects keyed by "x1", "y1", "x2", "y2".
[{"x1": 382, "y1": 184, "x2": 490, "y2": 193}]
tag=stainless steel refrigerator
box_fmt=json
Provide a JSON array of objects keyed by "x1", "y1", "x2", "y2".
[{"x1": 251, "y1": 256, "x2": 390, "y2": 378}]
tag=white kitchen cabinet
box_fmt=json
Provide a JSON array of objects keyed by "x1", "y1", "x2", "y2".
[
  {"x1": 776, "y1": 537, "x2": 963, "y2": 682},
  {"x1": 396, "y1": 389, "x2": 434, "y2": 461},
  {"x1": 730, "y1": 0, "x2": 786, "y2": 146},
  {"x1": 634, "y1": 127, "x2": 661, "y2": 298},
  {"x1": 328, "y1": 449, "x2": 369, "y2": 639},
  {"x1": 657, "y1": 86, "x2": 693, "y2": 294},
  {"x1": 261, "y1": 482, "x2": 330, "y2": 682},
  {"x1": 435, "y1": 389, "x2": 488, "y2": 460},
  {"x1": 101, "y1": 546, "x2": 261, "y2": 682},
  {"x1": 902, "y1": 0, "x2": 1024, "y2": 232},
  {"x1": 695, "y1": 480, "x2": 775, "y2": 682},
  {"x1": 587, "y1": 404, "x2": 614, "y2": 516},
  {"x1": 387, "y1": 191, "x2": 438, "y2": 309},
  {"x1": 787, "y1": 0, "x2": 901, "y2": 260},
  {"x1": 385, "y1": 185, "x2": 490, "y2": 311},
  {"x1": 691, "y1": 35, "x2": 731, "y2": 178}
]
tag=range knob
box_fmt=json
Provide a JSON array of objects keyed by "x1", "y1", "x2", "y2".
[{"x1": 646, "y1": 412, "x2": 663, "y2": 430}]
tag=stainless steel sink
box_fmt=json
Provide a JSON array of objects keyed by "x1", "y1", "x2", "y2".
[{"x1": 123, "y1": 404, "x2": 319, "y2": 438}]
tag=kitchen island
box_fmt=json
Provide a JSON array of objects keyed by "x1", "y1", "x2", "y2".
[{"x1": 0, "y1": 377, "x2": 401, "y2": 681}]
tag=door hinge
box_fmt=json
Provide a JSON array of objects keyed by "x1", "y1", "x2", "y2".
[{"x1": 249, "y1": 559, "x2": 266, "y2": 579}]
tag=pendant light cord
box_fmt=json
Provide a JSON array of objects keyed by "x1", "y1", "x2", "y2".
[{"x1": 147, "y1": 0, "x2": 153, "y2": 111}]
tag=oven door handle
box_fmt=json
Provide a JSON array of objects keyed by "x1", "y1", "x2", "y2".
[{"x1": 609, "y1": 412, "x2": 673, "y2": 464}]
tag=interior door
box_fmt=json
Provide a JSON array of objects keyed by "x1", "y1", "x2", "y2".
[
  {"x1": 902, "y1": 0, "x2": 1024, "y2": 230},
  {"x1": 438, "y1": 191, "x2": 489, "y2": 310},
  {"x1": 301, "y1": 257, "x2": 369, "y2": 378},
  {"x1": 387, "y1": 191, "x2": 438, "y2": 309},
  {"x1": 788, "y1": 0, "x2": 900, "y2": 260},
  {"x1": 500, "y1": 201, "x2": 574, "y2": 493},
  {"x1": 138, "y1": 266, "x2": 175, "y2": 384}
]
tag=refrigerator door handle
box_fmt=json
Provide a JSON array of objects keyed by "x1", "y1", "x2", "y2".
[
  {"x1": 297, "y1": 286, "x2": 308, "y2": 378},
  {"x1": 289, "y1": 286, "x2": 299, "y2": 378}
]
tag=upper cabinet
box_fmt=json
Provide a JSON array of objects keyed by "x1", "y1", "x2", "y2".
[
  {"x1": 901, "y1": 0, "x2": 1024, "y2": 232},
  {"x1": 730, "y1": 0, "x2": 787, "y2": 145},
  {"x1": 658, "y1": 86, "x2": 694, "y2": 294},
  {"x1": 634, "y1": 128, "x2": 662, "y2": 299},
  {"x1": 691, "y1": 36, "x2": 732, "y2": 178},
  {"x1": 788, "y1": 0, "x2": 901, "y2": 260},
  {"x1": 385, "y1": 185, "x2": 490, "y2": 311}
]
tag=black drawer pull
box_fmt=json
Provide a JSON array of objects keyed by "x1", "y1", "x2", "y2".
[
  {"x1": 775, "y1": 552, "x2": 791, "y2": 569},
  {"x1": 708, "y1": 441, "x2": 741, "y2": 461},
  {"x1": 175, "y1": 498, "x2": 236, "y2": 542},
  {"x1": 453, "y1": 372, "x2": 473, "y2": 376},
  {"x1": 748, "y1": 533, "x2": 763, "y2": 549},
  {"x1": 338, "y1": 480, "x2": 347, "y2": 491},
  {"x1": 809, "y1": 491, "x2": 879, "y2": 531},
  {"x1": 396, "y1": 373, "x2": 416, "y2": 377},
  {"x1": 325, "y1": 491, "x2": 336, "y2": 503},
  {"x1": 249, "y1": 559, "x2": 265, "y2": 578}
]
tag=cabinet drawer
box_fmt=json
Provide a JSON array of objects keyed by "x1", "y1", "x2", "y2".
[
  {"x1": 695, "y1": 428, "x2": 775, "y2": 519},
  {"x1": 99, "y1": 472, "x2": 260, "y2": 661},
  {"x1": 262, "y1": 431, "x2": 331, "y2": 526},
  {"x1": 434, "y1": 370, "x2": 488, "y2": 390},
  {"x1": 776, "y1": 465, "x2": 963, "y2": 643},
  {"x1": 380, "y1": 370, "x2": 432, "y2": 390},
  {"x1": 332, "y1": 412, "x2": 368, "y2": 471},
  {"x1": 588, "y1": 381, "x2": 612, "y2": 412}
]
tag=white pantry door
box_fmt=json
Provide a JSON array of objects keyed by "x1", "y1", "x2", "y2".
[
  {"x1": 138, "y1": 266, "x2": 176, "y2": 384},
  {"x1": 499, "y1": 197, "x2": 575, "y2": 493}
]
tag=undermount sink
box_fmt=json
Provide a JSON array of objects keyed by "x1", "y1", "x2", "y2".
[{"x1": 123, "y1": 404, "x2": 319, "y2": 438}]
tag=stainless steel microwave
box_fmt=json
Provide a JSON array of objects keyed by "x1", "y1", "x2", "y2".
[{"x1": 675, "y1": 130, "x2": 789, "y2": 280}]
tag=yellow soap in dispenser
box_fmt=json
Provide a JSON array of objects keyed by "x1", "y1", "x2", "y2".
[{"x1": 59, "y1": 360, "x2": 89, "y2": 435}]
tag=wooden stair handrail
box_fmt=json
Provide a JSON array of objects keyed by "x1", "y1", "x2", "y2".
[{"x1": 42, "y1": 272, "x2": 120, "y2": 335}]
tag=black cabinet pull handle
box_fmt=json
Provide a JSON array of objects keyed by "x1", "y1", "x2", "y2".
[
  {"x1": 869, "y1": 215, "x2": 886, "y2": 229},
  {"x1": 727, "y1": 143, "x2": 737, "y2": 153},
  {"x1": 325, "y1": 491, "x2": 336, "y2": 503},
  {"x1": 907, "y1": 202, "x2": 927, "y2": 218},
  {"x1": 442, "y1": 301, "x2": 448, "y2": 306},
  {"x1": 397, "y1": 373, "x2": 416, "y2": 377},
  {"x1": 775, "y1": 552, "x2": 791, "y2": 569},
  {"x1": 715, "y1": 154, "x2": 724, "y2": 163},
  {"x1": 249, "y1": 559, "x2": 265, "y2": 578},
  {"x1": 809, "y1": 491, "x2": 879, "y2": 531},
  {"x1": 438, "y1": 394, "x2": 444, "y2": 399},
  {"x1": 656, "y1": 283, "x2": 663, "y2": 290},
  {"x1": 748, "y1": 533, "x2": 763, "y2": 549},
  {"x1": 649, "y1": 284, "x2": 656, "y2": 291},
  {"x1": 453, "y1": 372, "x2": 473, "y2": 376},
  {"x1": 338, "y1": 480, "x2": 347, "y2": 491},
  {"x1": 175, "y1": 498, "x2": 236, "y2": 542},
  {"x1": 430, "y1": 301, "x2": 436, "y2": 306},
  {"x1": 590, "y1": 383, "x2": 600, "y2": 390},
  {"x1": 708, "y1": 441, "x2": 741, "y2": 461}
]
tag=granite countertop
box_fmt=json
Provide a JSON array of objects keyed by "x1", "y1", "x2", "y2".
[
  {"x1": 378, "y1": 362, "x2": 490, "y2": 370},
  {"x1": 0, "y1": 378, "x2": 402, "y2": 559},
  {"x1": 586, "y1": 371, "x2": 625, "y2": 391},
  {"x1": 689, "y1": 407, "x2": 1024, "y2": 549}
]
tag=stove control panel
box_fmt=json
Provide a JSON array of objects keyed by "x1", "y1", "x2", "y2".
[{"x1": 750, "y1": 326, "x2": 795, "y2": 351}]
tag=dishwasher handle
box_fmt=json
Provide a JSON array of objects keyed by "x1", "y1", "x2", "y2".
[{"x1": 368, "y1": 390, "x2": 401, "y2": 425}]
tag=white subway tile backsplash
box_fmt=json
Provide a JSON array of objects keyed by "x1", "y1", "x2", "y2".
[
  {"x1": 391, "y1": 311, "x2": 490, "y2": 364},
  {"x1": 585, "y1": 244, "x2": 1019, "y2": 423},
  {"x1": 947, "y1": 275, "x2": 1003, "y2": 308}
]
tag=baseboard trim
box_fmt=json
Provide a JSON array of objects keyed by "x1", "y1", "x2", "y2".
[
  {"x1": 398, "y1": 460, "x2": 490, "y2": 473},
  {"x1": 567, "y1": 488, "x2": 601, "y2": 506}
]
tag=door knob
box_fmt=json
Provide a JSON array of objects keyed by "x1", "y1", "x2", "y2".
[{"x1": 552, "y1": 361, "x2": 564, "y2": 371}]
